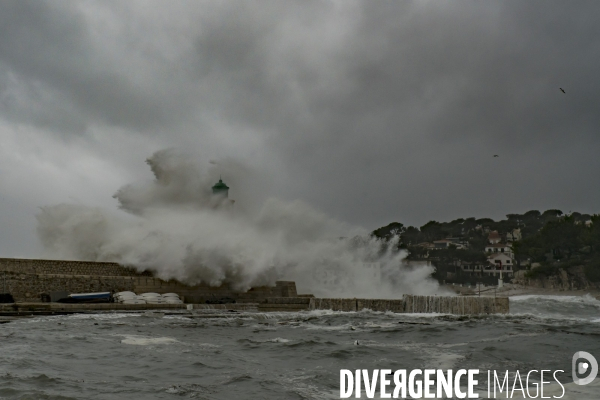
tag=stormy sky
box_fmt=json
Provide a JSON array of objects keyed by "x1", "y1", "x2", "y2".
[{"x1": 1, "y1": 0, "x2": 600, "y2": 257}]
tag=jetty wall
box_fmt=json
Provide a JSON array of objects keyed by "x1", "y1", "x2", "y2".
[
  {"x1": 258, "y1": 297, "x2": 312, "y2": 312},
  {"x1": 0, "y1": 273, "x2": 137, "y2": 302},
  {"x1": 402, "y1": 295, "x2": 509, "y2": 314},
  {"x1": 0, "y1": 258, "x2": 296, "y2": 302},
  {"x1": 253, "y1": 296, "x2": 508, "y2": 314},
  {"x1": 0, "y1": 258, "x2": 151, "y2": 277},
  {"x1": 0, "y1": 258, "x2": 509, "y2": 314},
  {"x1": 304, "y1": 295, "x2": 508, "y2": 314}
]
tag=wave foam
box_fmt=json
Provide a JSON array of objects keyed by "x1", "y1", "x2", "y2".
[
  {"x1": 510, "y1": 294, "x2": 600, "y2": 305},
  {"x1": 120, "y1": 335, "x2": 178, "y2": 345}
]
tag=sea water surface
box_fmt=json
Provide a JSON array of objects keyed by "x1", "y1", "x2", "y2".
[{"x1": 0, "y1": 295, "x2": 599, "y2": 399}]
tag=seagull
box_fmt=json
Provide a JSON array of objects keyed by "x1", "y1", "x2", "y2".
[
  {"x1": 560, "y1": 88, "x2": 565, "y2": 94},
  {"x1": 354, "y1": 340, "x2": 360, "y2": 345},
  {"x1": 493, "y1": 155, "x2": 499, "y2": 158}
]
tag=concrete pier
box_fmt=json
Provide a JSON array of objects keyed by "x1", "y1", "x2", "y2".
[
  {"x1": 258, "y1": 297, "x2": 311, "y2": 312},
  {"x1": 0, "y1": 258, "x2": 508, "y2": 315},
  {"x1": 0, "y1": 302, "x2": 261, "y2": 315},
  {"x1": 308, "y1": 298, "x2": 357, "y2": 312},
  {"x1": 244, "y1": 295, "x2": 508, "y2": 315},
  {"x1": 0, "y1": 258, "x2": 298, "y2": 303},
  {"x1": 0, "y1": 295, "x2": 508, "y2": 317},
  {"x1": 306, "y1": 295, "x2": 508, "y2": 315},
  {"x1": 402, "y1": 295, "x2": 509, "y2": 314},
  {"x1": 358, "y1": 299, "x2": 405, "y2": 313}
]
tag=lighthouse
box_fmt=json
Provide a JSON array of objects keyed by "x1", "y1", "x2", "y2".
[
  {"x1": 211, "y1": 177, "x2": 229, "y2": 198},
  {"x1": 211, "y1": 177, "x2": 234, "y2": 208}
]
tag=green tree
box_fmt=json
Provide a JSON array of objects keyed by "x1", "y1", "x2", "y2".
[
  {"x1": 402, "y1": 226, "x2": 422, "y2": 246},
  {"x1": 372, "y1": 222, "x2": 405, "y2": 241},
  {"x1": 538, "y1": 216, "x2": 583, "y2": 259},
  {"x1": 420, "y1": 221, "x2": 443, "y2": 242}
]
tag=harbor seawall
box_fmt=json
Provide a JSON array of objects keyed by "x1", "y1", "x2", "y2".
[
  {"x1": 259, "y1": 295, "x2": 508, "y2": 314},
  {"x1": 0, "y1": 258, "x2": 509, "y2": 315},
  {"x1": 0, "y1": 258, "x2": 296, "y2": 303},
  {"x1": 0, "y1": 295, "x2": 509, "y2": 316}
]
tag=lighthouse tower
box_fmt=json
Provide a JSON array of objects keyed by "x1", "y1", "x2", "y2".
[
  {"x1": 211, "y1": 177, "x2": 234, "y2": 208},
  {"x1": 211, "y1": 177, "x2": 229, "y2": 198}
]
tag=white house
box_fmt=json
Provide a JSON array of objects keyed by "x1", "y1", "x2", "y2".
[
  {"x1": 433, "y1": 240, "x2": 452, "y2": 249},
  {"x1": 488, "y1": 230, "x2": 502, "y2": 244},
  {"x1": 485, "y1": 243, "x2": 514, "y2": 257},
  {"x1": 485, "y1": 253, "x2": 514, "y2": 276},
  {"x1": 458, "y1": 261, "x2": 487, "y2": 275},
  {"x1": 433, "y1": 239, "x2": 467, "y2": 250},
  {"x1": 506, "y1": 228, "x2": 522, "y2": 242}
]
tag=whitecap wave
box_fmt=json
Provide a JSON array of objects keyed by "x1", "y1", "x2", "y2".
[
  {"x1": 120, "y1": 335, "x2": 178, "y2": 345},
  {"x1": 510, "y1": 294, "x2": 600, "y2": 305}
]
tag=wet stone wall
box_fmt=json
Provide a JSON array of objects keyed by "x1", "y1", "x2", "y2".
[
  {"x1": 402, "y1": 295, "x2": 509, "y2": 314},
  {"x1": 0, "y1": 258, "x2": 299, "y2": 303},
  {"x1": 0, "y1": 258, "x2": 150, "y2": 277},
  {"x1": 0, "y1": 272, "x2": 136, "y2": 302},
  {"x1": 306, "y1": 295, "x2": 509, "y2": 315}
]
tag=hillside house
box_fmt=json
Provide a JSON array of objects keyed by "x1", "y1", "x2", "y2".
[
  {"x1": 505, "y1": 228, "x2": 522, "y2": 242},
  {"x1": 488, "y1": 230, "x2": 502, "y2": 244},
  {"x1": 485, "y1": 243, "x2": 514, "y2": 257},
  {"x1": 433, "y1": 239, "x2": 467, "y2": 250},
  {"x1": 486, "y1": 253, "x2": 514, "y2": 276},
  {"x1": 457, "y1": 261, "x2": 486, "y2": 276}
]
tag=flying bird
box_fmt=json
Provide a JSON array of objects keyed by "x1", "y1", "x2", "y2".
[
  {"x1": 494, "y1": 155, "x2": 499, "y2": 158},
  {"x1": 560, "y1": 88, "x2": 565, "y2": 93}
]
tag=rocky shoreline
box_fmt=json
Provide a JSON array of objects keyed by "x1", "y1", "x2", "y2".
[
  {"x1": 447, "y1": 264, "x2": 600, "y2": 299},
  {"x1": 449, "y1": 282, "x2": 600, "y2": 299},
  {"x1": 513, "y1": 265, "x2": 600, "y2": 289}
]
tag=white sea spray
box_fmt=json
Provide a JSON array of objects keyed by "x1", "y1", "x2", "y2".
[{"x1": 36, "y1": 149, "x2": 442, "y2": 298}]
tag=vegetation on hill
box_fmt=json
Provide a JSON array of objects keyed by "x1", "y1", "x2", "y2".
[{"x1": 371, "y1": 210, "x2": 600, "y2": 283}]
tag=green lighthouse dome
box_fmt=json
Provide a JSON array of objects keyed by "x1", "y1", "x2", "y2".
[{"x1": 211, "y1": 178, "x2": 229, "y2": 197}]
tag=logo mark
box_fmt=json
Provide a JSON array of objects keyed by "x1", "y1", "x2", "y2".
[{"x1": 572, "y1": 351, "x2": 598, "y2": 385}]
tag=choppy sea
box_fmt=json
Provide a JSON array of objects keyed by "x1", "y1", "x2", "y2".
[{"x1": 0, "y1": 295, "x2": 599, "y2": 399}]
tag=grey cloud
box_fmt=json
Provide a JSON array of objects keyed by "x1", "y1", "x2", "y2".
[
  {"x1": 1, "y1": 0, "x2": 600, "y2": 258},
  {"x1": 190, "y1": 1, "x2": 600, "y2": 149},
  {"x1": 0, "y1": 1, "x2": 189, "y2": 134},
  {"x1": 183, "y1": 1, "x2": 600, "y2": 224}
]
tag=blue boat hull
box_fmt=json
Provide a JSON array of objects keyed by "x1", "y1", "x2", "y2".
[{"x1": 58, "y1": 292, "x2": 112, "y2": 303}]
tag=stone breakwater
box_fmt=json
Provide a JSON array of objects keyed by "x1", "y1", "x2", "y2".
[
  {"x1": 0, "y1": 295, "x2": 509, "y2": 316},
  {"x1": 513, "y1": 266, "x2": 600, "y2": 291},
  {"x1": 260, "y1": 295, "x2": 509, "y2": 314},
  {"x1": 402, "y1": 294, "x2": 508, "y2": 314},
  {"x1": 0, "y1": 257, "x2": 296, "y2": 303},
  {"x1": 0, "y1": 258, "x2": 509, "y2": 315},
  {"x1": 0, "y1": 258, "x2": 152, "y2": 277}
]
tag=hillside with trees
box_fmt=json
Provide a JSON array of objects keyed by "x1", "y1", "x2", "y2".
[{"x1": 371, "y1": 210, "x2": 600, "y2": 285}]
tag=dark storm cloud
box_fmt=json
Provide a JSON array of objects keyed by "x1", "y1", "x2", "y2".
[
  {"x1": 180, "y1": 1, "x2": 600, "y2": 225},
  {"x1": 192, "y1": 1, "x2": 600, "y2": 149},
  {"x1": 0, "y1": 1, "x2": 187, "y2": 134},
  {"x1": 1, "y1": 0, "x2": 600, "y2": 257}
]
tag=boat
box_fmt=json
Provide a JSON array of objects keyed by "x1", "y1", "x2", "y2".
[{"x1": 58, "y1": 292, "x2": 112, "y2": 303}]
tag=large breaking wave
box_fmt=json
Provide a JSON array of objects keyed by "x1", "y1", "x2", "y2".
[{"x1": 36, "y1": 149, "x2": 442, "y2": 298}]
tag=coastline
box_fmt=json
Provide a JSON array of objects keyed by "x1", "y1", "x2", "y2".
[{"x1": 448, "y1": 283, "x2": 600, "y2": 299}]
